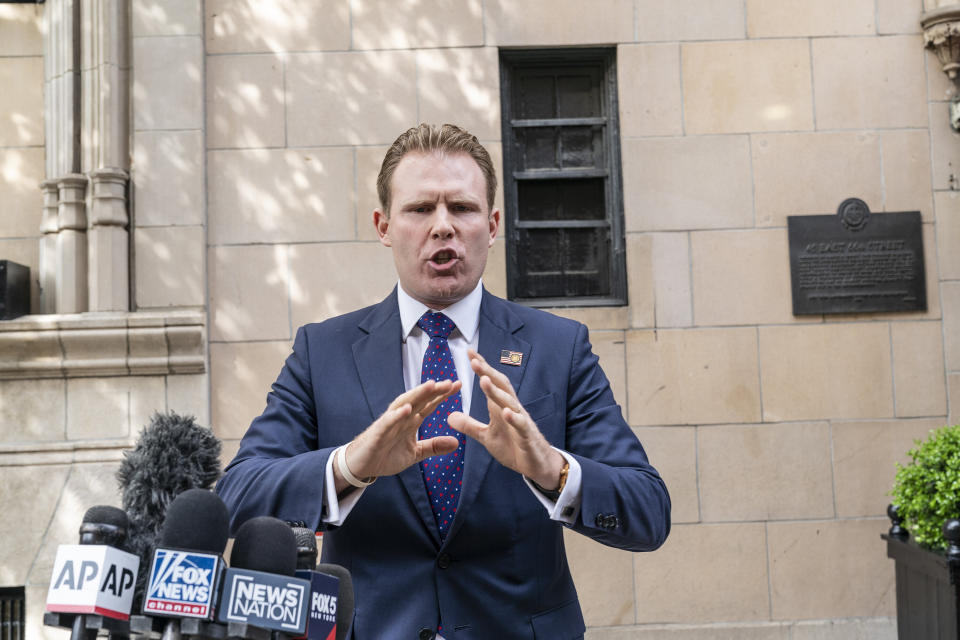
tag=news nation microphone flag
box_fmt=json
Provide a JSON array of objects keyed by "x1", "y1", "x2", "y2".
[
  {"x1": 217, "y1": 516, "x2": 310, "y2": 635},
  {"x1": 46, "y1": 544, "x2": 139, "y2": 620},
  {"x1": 217, "y1": 568, "x2": 310, "y2": 635}
]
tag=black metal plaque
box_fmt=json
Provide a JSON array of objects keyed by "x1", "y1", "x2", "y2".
[{"x1": 787, "y1": 199, "x2": 926, "y2": 315}]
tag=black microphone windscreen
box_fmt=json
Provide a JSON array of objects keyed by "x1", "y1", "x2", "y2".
[
  {"x1": 83, "y1": 505, "x2": 129, "y2": 527},
  {"x1": 117, "y1": 412, "x2": 222, "y2": 555},
  {"x1": 159, "y1": 488, "x2": 229, "y2": 554},
  {"x1": 315, "y1": 564, "x2": 354, "y2": 640},
  {"x1": 230, "y1": 517, "x2": 297, "y2": 577},
  {"x1": 79, "y1": 505, "x2": 129, "y2": 547},
  {"x1": 118, "y1": 412, "x2": 223, "y2": 610},
  {"x1": 292, "y1": 526, "x2": 318, "y2": 570}
]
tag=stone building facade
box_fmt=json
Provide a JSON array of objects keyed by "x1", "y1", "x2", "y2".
[{"x1": 2, "y1": 0, "x2": 959, "y2": 637}]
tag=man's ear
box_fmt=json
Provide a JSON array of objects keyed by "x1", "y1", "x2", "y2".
[
  {"x1": 374, "y1": 209, "x2": 391, "y2": 247},
  {"x1": 488, "y1": 208, "x2": 501, "y2": 247}
]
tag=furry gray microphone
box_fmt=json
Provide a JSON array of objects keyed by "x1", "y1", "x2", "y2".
[{"x1": 116, "y1": 412, "x2": 222, "y2": 607}]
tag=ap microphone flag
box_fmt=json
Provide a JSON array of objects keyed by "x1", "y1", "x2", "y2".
[
  {"x1": 45, "y1": 506, "x2": 139, "y2": 622},
  {"x1": 46, "y1": 545, "x2": 139, "y2": 620}
]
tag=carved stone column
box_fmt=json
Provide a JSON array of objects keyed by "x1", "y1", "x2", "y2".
[
  {"x1": 42, "y1": 0, "x2": 84, "y2": 314},
  {"x1": 43, "y1": 0, "x2": 81, "y2": 179},
  {"x1": 39, "y1": 180, "x2": 60, "y2": 314},
  {"x1": 56, "y1": 174, "x2": 88, "y2": 313},
  {"x1": 87, "y1": 168, "x2": 129, "y2": 311},
  {"x1": 82, "y1": 0, "x2": 130, "y2": 311},
  {"x1": 40, "y1": 0, "x2": 131, "y2": 314}
]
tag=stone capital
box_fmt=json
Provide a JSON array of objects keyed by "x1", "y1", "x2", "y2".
[{"x1": 923, "y1": 5, "x2": 960, "y2": 80}]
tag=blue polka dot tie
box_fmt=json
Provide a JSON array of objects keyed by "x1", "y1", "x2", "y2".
[{"x1": 417, "y1": 312, "x2": 465, "y2": 540}]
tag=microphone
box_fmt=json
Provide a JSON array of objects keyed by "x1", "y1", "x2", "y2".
[
  {"x1": 290, "y1": 527, "x2": 354, "y2": 640},
  {"x1": 117, "y1": 412, "x2": 222, "y2": 609},
  {"x1": 311, "y1": 565, "x2": 354, "y2": 640},
  {"x1": 44, "y1": 505, "x2": 140, "y2": 640},
  {"x1": 216, "y1": 517, "x2": 311, "y2": 636},
  {"x1": 293, "y1": 527, "x2": 318, "y2": 571},
  {"x1": 139, "y1": 488, "x2": 229, "y2": 640}
]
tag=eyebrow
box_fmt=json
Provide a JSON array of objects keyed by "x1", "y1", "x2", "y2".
[
  {"x1": 400, "y1": 198, "x2": 438, "y2": 210},
  {"x1": 399, "y1": 195, "x2": 483, "y2": 209}
]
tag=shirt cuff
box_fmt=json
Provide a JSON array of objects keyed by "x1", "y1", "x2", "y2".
[
  {"x1": 523, "y1": 447, "x2": 582, "y2": 525},
  {"x1": 321, "y1": 445, "x2": 366, "y2": 526}
]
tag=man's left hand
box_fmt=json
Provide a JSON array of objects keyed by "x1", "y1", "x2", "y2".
[{"x1": 448, "y1": 349, "x2": 566, "y2": 490}]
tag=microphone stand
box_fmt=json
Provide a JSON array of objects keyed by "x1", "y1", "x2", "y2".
[{"x1": 161, "y1": 619, "x2": 182, "y2": 640}]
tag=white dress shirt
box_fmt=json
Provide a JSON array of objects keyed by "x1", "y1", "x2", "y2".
[{"x1": 321, "y1": 280, "x2": 582, "y2": 526}]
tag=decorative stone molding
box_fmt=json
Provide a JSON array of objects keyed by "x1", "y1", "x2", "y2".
[
  {"x1": 41, "y1": 0, "x2": 131, "y2": 314},
  {"x1": 923, "y1": 5, "x2": 960, "y2": 130},
  {"x1": 0, "y1": 310, "x2": 205, "y2": 379},
  {"x1": 923, "y1": 5, "x2": 960, "y2": 80},
  {"x1": 0, "y1": 439, "x2": 133, "y2": 467}
]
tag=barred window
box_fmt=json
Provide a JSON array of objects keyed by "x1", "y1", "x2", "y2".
[
  {"x1": 0, "y1": 587, "x2": 25, "y2": 640},
  {"x1": 499, "y1": 49, "x2": 626, "y2": 306}
]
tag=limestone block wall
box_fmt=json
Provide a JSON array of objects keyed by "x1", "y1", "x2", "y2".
[
  {"x1": 131, "y1": 0, "x2": 206, "y2": 311},
  {"x1": 0, "y1": 4, "x2": 44, "y2": 313},
  {"x1": 1, "y1": 0, "x2": 959, "y2": 638}
]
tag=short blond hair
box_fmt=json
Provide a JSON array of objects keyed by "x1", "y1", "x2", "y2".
[{"x1": 377, "y1": 123, "x2": 497, "y2": 215}]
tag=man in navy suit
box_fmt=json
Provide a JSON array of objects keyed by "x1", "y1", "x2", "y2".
[{"x1": 217, "y1": 124, "x2": 670, "y2": 639}]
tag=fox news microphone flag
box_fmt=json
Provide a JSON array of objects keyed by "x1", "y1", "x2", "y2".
[
  {"x1": 45, "y1": 506, "x2": 140, "y2": 639},
  {"x1": 142, "y1": 488, "x2": 229, "y2": 626}
]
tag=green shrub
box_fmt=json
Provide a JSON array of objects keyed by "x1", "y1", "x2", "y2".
[{"x1": 891, "y1": 424, "x2": 960, "y2": 551}]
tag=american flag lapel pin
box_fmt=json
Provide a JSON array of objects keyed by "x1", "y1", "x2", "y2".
[{"x1": 499, "y1": 349, "x2": 523, "y2": 366}]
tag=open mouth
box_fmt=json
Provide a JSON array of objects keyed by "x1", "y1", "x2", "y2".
[{"x1": 430, "y1": 249, "x2": 458, "y2": 266}]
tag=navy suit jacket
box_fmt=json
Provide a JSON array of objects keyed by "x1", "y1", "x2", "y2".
[{"x1": 216, "y1": 288, "x2": 670, "y2": 639}]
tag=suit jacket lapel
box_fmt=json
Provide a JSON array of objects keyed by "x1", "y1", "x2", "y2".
[
  {"x1": 353, "y1": 290, "x2": 442, "y2": 546},
  {"x1": 445, "y1": 289, "x2": 530, "y2": 544},
  {"x1": 353, "y1": 290, "x2": 405, "y2": 421}
]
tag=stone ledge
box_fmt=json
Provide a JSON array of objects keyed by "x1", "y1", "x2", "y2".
[
  {"x1": 585, "y1": 617, "x2": 896, "y2": 640},
  {"x1": 0, "y1": 439, "x2": 134, "y2": 467},
  {"x1": 0, "y1": 310, "x2": 205, "y2": 379}
]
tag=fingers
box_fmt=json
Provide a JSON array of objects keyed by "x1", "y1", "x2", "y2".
[
  {"x1": 448, "y1": 411, "x2": 488, "y2": 440},
  {"x1": 389, "y1": 379, "x2": 456, "y2": 410},
  {"x1": 501, "y1": 406, "x2": 527, "y2": 429},
  {"x1": 416, "y1": 435, "x2": 459, "y2": 460},
  {"x1": 469, "y1": 350, "x2": 520, "y2": 406},
  {"x1": 479, "y1": 375, "x2": 521, "y2": 414},
  {"x1": 380, "y1": 403, "x2": 413, "y2": 425},
  {"x1": 467, "y1": 349, "x2": 513, "y2": 389},
  {"x1": 387, "y1": 380, "x2": 459, "y2": 421}
]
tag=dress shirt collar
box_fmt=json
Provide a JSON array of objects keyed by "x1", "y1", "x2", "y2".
[{"x1": 397, "y1": 280, "x2": 483, "y2": 343}]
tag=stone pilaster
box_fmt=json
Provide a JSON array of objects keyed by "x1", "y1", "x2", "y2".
[
  {"x1": 55, "y1": 174, "x2": 87, "y2": 313},
  {"x1": 39, "y1": 179, "x2": 60, "y2": 314},
  {"x1": 87, "y1": 168, "x2": 129, "y2": 311},
  {"x1": 43, "y1": 0, "x2": 81, "y2": 179}
]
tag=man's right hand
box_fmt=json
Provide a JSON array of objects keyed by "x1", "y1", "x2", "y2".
[{"x1": 332, "y1": 379, "x2": 462, "y2": 494}]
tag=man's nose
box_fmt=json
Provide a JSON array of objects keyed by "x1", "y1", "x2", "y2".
[{"x1": 430, "y1": 206, "x2": 455, "y2": 238}]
